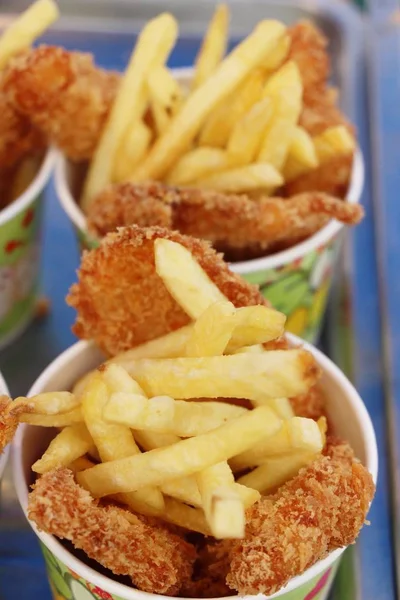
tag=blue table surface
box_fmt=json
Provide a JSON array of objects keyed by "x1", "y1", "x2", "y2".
[{"x1": 0, "y1": 12, "x2": 398, "y2": 600}]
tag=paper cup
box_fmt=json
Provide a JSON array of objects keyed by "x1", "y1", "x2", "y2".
[
  {"x1": 0, "y1": 368, "x2": 11, "y2": 481},
  {"x1": 0, "y1": 148, "x2": 56, "y2": 349},
  {"x1": 12, "y1": 336, "x2": 377, "y2": 600}
]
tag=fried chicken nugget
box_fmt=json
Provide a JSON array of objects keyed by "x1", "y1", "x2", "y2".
[
  {"x1": 28, "y1": 468, "x2": 196, "y2": 595},
  {"x1": 86, "y1": 182, "x2": 363, "y2": 257},
  {"x1": 3, "y1": 46, "x2": 119, "y2": 161},
  {"x1": 290, "y1": 384, "x2": 327, "y2": 421},
  {"x1": 0, "y1": 395, "x2": 28, "y2": 452},
  {"x1": 288, "y1": 21, "x2": 330, "y2": 99},
  {"x1": 181, "y1": 541, "x2": 233, "y2": 598},
  {"x1": 67, "y1": 226, "x2": 266, "y2": 356},
  {"x1": 226, "y1": 455, "x2": 375, "y2": 596}
]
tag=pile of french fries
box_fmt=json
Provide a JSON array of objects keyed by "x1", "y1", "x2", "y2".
[
  {"x1": 81, "y1": 4, "x2": 355, "y2": 210},
  {"x1": 16, "y1": 239, "x2": 326, "y2": 539}
]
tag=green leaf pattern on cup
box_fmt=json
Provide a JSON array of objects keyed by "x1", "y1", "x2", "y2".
[{"x1": 41, "y1": 542, "x2": 339, "y2": 600}]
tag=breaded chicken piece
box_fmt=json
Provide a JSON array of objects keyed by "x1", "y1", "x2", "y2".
[
  {"x1": 67, "y1": 226, "x2": 266, "y2": 356},
  {"x1": 226, "y1": 455, "x2": 375, "y2": 596},
  {"x1": 28, "y1": 468, "x2": 196, "y2": 595},
  {"x1": 86, "y1": 182, "x2": 363, "y2": 257},
  {"x1": 288, "y1": 21, "x2": 330, "y2": 99},
  {"x1": 0, "y1": 395, "x2": 28, "y2": 452},
  {"x1": 3, "y1": 46, "x2": 119, "y2": 161},
  {"x1": 290, "y1": 384, "x2": 327, "y2": 421},
  {"x1": 323, "y1": 435, "x2": 356, "y2": 465},
  {"x1": 181, "y1": 541, "x2": 233, "y2": 598}
]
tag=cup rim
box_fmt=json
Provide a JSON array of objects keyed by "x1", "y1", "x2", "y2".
[
  {"x1": 0, "y1": 369, "x2": 11, "y2": 479},
  {"x1": 0, "y1": 147, "x2": 57, "y2": 227},
  {"x1": 12, "y1": 335, "x2": 378, "y2": 600}
]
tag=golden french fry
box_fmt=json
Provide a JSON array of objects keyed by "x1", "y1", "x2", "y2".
[
  {"x1": 288, "y1": 126, "x2": 318, "y2": 167},
  {"x1": 151, "y1": 97, "x2": 171, "y2": 136},
  {"x1": 133, "y1": 429, "x2": 181, "y2": 450},
  {"x1": 227, "y1": 96, "x2": 273, "y2": 164},
  {"x1": 161, "y1": 475, "x2": 201, "y2": 506},
  {"x1": 125, "y1": 497, "x2": 211, "y2": 535},
  {"x1": 231, "y1": 344, "x2": 265, "y2": 354},
  {"x1": 69, "y1": 456, "x2": 96, "y2": 472},
  {"x1": 111, "y1": 325, "x2": 194, "y2": 362},
  {"x1": 197, "y1": 461, "x2": 244, "y2": 538},
  {"x1": 262, "y1": 61, "x2": 303, "y2": 122},
  {"x1": 72, "y1": 372, "x2": 95, "y2": 397},
  {"x1": 155, "y1": 239, "x2": 226, "y2": 318},
  {"x1": 266, "y1": 397, "x2": 295, "y2": 420},
  {"x1": 227, "y1": 305, "x2": 286, "y2": 351},
  {"x1": 237, "y1": 452, "x2": 317, "y2": 494},
  {"x1": 185, "y1": 300, "x2": 236, "y2": 356},
  {"x1": 102, "y1": 363, "x2": 145, "y2": 396},
  {"x1": 230, "y1": 416, "x2": 324, "y2": 472},
  {"x1": 314, "y1": 125, "x2": 355, "y2": 163},
  {"x1": 32, "y1": 423, "x2": 94, "y2": 474},
  {"x1": 82, "y1": 374, "x2": 164, "y2": 511},
  {"x1": 257, "y1": 118, "x2": 296, "y2": 170},
  {"x1": 114, "y1": 120, "x2": 152, "y2": 183},
  {"x1": 129, "y1": 20, "x2": 286, "y2": 181},
  {"x1": 166, "y1": 147, "x2": 232, "y2": 185},
  {"x1": 192, "y1": 3, "x2": 229, "y2": 90},
  {"x1": 82, "y1": 13, "x2": 178, "y2": 209},
  {"x1": 104, "y1": 392, "x2": 247, "y2": 436},
  {"x1": 0, "y1": 0, "x2": 59, "y2": 70},
  {"x1": 199, "y1": 68, "x2": 265, "y2": 148},
  {"x1": 123, "y1": 350, "x2": 318, "y2": 405},
  {"x1": 148, "y1": 65, "x2": 183, "y2": 114},
  {"x1": 76, "y1": 405, "x2": 281, "y2": 497},
  {"x1": 194, "y1": 163, "x2": 283, "y2": 193},
  {"x1": 11, "y1": 392, "x2": 79, "y2": 415},
  {"x1": 19, "y1": 407, "x2": 83, "y2": 427},
  {"x1": 262, "y1": 34, "x2": 290, "y2": 70},
  {"x1": 234, "y1": 482, "x2": 260, "y2": 507}
]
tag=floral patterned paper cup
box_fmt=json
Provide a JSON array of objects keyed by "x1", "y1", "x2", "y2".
[
  {"x1": 0, "y1": 148, "x2": 56, "y2": 349},
  {"x1": 12, "y1": 336, "x2": 377, "y2": 600},
  {"x1": 0, "y1": 368, "x2": 10, "y2": 481}
]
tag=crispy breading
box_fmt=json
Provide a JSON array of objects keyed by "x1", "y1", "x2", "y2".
[
  {"x1": 290, "y1": 384, "x2": 327, "y2": 421},
  {"x1": 323, "y1": 435, "x2": 355, "y2": 465},
  {"x1": 288, "y1": 21, "x2": 330, "y2": 99},
  {"x1": 3, "y1": 46, "x2": 119, "y2": 161},
  {"x1": 86, "y1": 183, "x2": 363, "y2": 258},
  {"x1": 181, "y1": 541, "x2": 233, "y2": 598},
  {"x1": 226, "y1": 455, "x2": 375, "y2": 596},
  {"x1": 28, "y1": 468, "x2": 196, "y2": 595},
  {"x1": 67, "y1": 226, "x2": 266, "y2": 356},
  {"x1": 0, "y1": 395, "x2": 28, "y2": 452}
]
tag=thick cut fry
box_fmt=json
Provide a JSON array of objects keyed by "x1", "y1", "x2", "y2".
[
  {"x1": 257, "y1": 118, "x2": 296, "y2": 170},
  {"x1": 166, "y1": 147, "x2": 232, "y2": 186},
  {"x1": 197, "y1": 461, "x2": 244, "y2": 538},
  {"x1": 72, "y1": 372, "x2": 95, "y2": 397},
  {"x1": 237, "y1": 452, "x2": 317, "y2": 494},
  {"x1": 122, "y1": 351, "x2": 318, "y2": 405},
  {"x1": 194, "y1": 163, "x2": 283, "y2": 193},
  {"x1": 155, "y1": 238, "x2": 226, "y2": 318},
  {"x1": 161, "y1": 475, "x2": 202, "y2": 506},
  {"x1": 102, "y1": 362, "x2": 145, "y2": 396},
  {"x1": 230, "y1": 416, "x2": 324, "y2": 472},
  {"x1": 111, "y1": 325, "x2": 194, "y2": 362},
  {"x1": 32, "y1": 423, "x2": 93, "y2": 474},
  {"x1": 69, "y1": 456, "x2": 96, "y2": 472},
  {"x1": 284, "y1": 126, "x2": 319, "y2": 181},
  {"x1": 130, "y1": 20, "x2": 286, "y2": 181},
  {"x1": 149, "y1": 497, "x2": 211, "y2": 535},
  {"x1": 185, "y1": 300, "x2": 236, "y2": 356},
  {"x1": 262, "y1": 34, "x2": 290, "y2": 70},
  {"x1": 147, "y1": 65, "x2": 183, "y2": 116},
  {"x1": 151, "y1": 97, "x2": 171, "y2": 136},
  {"x1": 227, "y1": 97, "x2": 273, "y2": 164},
  {"x1": 314, "y1": 125, "x2": 355, "y2": 163},
  {"x1": 82, "y1": 13, "x2": 178, "y2": 208},
  {"x1": 199, "y1": 69, "x2": 265, "y2": 148},
  {"x1": 114, "y1": 120, "x2": 152, "y2": 182},
  {"x1": 0, "y1": 0, "x2": 59, "y2": 70},
  {"x1": 133, "y1": 429, "x2": 180, "y2": 450},
  {"x1": 104, "y1": 393, "x2": 247, "y2": 437},
  {"x1": 262, "y1": 61, "x2": 303, "y2": 122},
  {"x1": 192, "y1": 3, "x2": 229, "y2": 90},
  {"x1": 266, "y1": 398, "x2": 295, "y2": 420},
  {"x1": 12, "y1": 392, "x2": 79, "y2": 415},
  {"x1": 81, "y1": 374, "x2": 164, "y2": 511},
  {"x1": 19, "y1": 407, "x2": 83, "y2": 427},
  {"x1": 76, "y1": 406, "x2": 281, "y2": 497}
]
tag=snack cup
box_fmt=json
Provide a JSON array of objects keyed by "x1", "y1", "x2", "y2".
[
  {"x1": 12, "y1": 335, "x2": 377, "y2": 600},
  {"x1": 0, "y1": 368, "x2": 10, "y2": 481},
  {"x1": 0, "y1": 148, "x2": 56, "y2": 349}
]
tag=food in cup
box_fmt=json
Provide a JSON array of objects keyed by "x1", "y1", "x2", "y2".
[
  {"x1": 2, "y1": 5, "x2": 361, "y2": 262},
  {"x1": 2, "y1": 226, "x2": 375, "y2": 596}
]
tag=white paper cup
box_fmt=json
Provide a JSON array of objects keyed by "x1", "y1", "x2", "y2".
[
  {"x1": 12, "y1": 336, "x2": 377, "y2": 600},
  {"x1": 0, "y1": 368, "x2": 11, "y2": 480},
  {"x1": 0, "y1": 148, "x2": 56, "y2": 349},
  {"x1": 55, "y1": 66, "x2": 363, "y2": 345}
]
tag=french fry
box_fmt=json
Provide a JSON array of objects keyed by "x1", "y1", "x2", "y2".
[
  {"x1": 32, "y1": 423, "x2": 94, "y2": 474},
  {"x1": 72, "y1": 372, "x2": 95, "y2": 397},
  {"x1": 82, "y1": 13, "x2": 178, "y2": 209},
  {"x1": 113, "y1": 120, "x2": 152, "y2": 183},
  {"x1": 76, "y1": 405, "x2": 281, "y2": 497},
  {"x1": 161, "y1": 475, "x2": 201, "y2": 506},
  {"x1": 102, "y1": 362, "x2": 145, "y2": 396},
  {"x1": 192, "y1": 3, "x2": 229, "y2": 90},
  {"x1": 185, "y1": 300, "x2": 236, "y2": 356},
  {"x1": 12, "y1": 392, "x2": 79, "y2": 415},
  {"x1": 0, "y1": 0, "x2": 59, "y2": 71},
  {"x1": 81, "y1": 374, "x2": 164, "y2": 511},
  {"x1": 227, "y1": 97, "x2": 273, "y2": 165},
  {"x1": 262, "y1": 61, "x2": 303, "y2": 122},
  {"x1": 123, "y1": 350, "x2": 318, "y2": 405},
  {"x1": 104, "y1": 393, "x2": 247, "y2": 436},
  {"x1": 199, "y1": 69, "x2": 265, "y2": 148},
  {"x1": 284, "y1": 127, "x2": 319, "y2": 181},
  {"x1": 231, "y1": 344, "x2": 265, "y2": 354},
  {"x1": 257, "y1": 117, "x2": 296, "y2": 170},
  {"x1": 166, "y1": 147, "x2": 232, "y2": 185},
  {"x1": 194, "y1": 163, "x2": 283, "y2": 193},
  {"x1": 148, "y1": 65, "x2": 184, "y2": 116},
  {"x1": 129, "y1": 20, "x2": 286, "y2": 181},
  {"x1": 133, "y1": 430, "x2": 181, "y2": 450},
  {"x1": 19, "y1": 407, "x2": 83, "y2": 427},
  {"x1": 314, "y1": 125, "x2": 355, "y2": 164},
  {"x1": 69, "y1": 456, "x2": 97, "y2": 472},
  {"x1": 111, "y1": 325, "x2": 194, "y2": 362},
  {"x1": 266, "y1": 397, "x2": 295, "y2": 420},
  {"x1": 230, "y1": 416, "x2": 324, "y2": 472},
  {"x1": 197, "y1": 461, "x2": 245, "y2": 538},
  {"x1": 151, "y1": 97, "x2": 171, "y2": 137},
  {"x1": 237, "y1": 452, "x2": 317, "y2": 494},
  {"x1": 262, "y1": 34, "x2": 290, "y2": 71}
]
